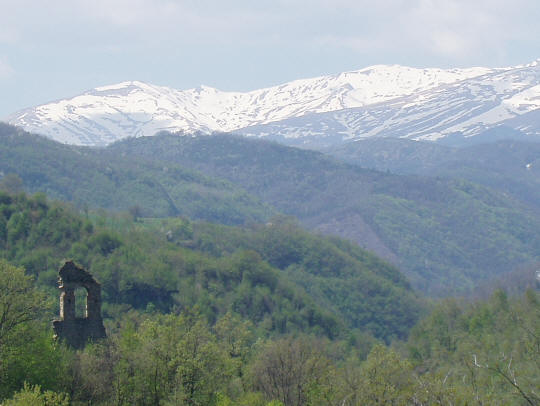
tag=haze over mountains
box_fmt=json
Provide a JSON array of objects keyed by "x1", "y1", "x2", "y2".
[{"x1": 7, "y1": 60, "x2": 540, "y2": 147}]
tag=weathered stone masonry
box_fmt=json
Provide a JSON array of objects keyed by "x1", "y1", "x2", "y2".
[{"x1": 52, "y1": 261, "x2": 106, "y2": 348}]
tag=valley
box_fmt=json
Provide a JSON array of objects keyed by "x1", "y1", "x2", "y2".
[
  {"x1": 1, "y1": 123, "x2": 539, "y2": 295},
  {"x1": 1, "y1": 59, "x2": 540, "y2": 405}
]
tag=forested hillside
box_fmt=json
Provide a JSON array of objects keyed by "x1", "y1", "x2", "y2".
[
  {"x1": 325, "y1": 135, "x2": 540, "y2": 212},
  {"x1": 1, "y1": 252, "x2": 538, "y2": 405},
  {"x1": 2, "y1": 122, "x2": 540, "y2": 295},
  {"x1": 0, "y1": 129, "x2": 538, "y2": 406},
  {"x1": 0, "y1": 123, "x2": 273, "y2": 224},
  {"x1": 406, "y1": 289, "x2": 540, "y2": 405},
  {"x1": 0, "y1": 190, "x2": 421, "y2": 341},
  {"x1": 108, "y1": 132, "x2": 540, "y2": 295}
]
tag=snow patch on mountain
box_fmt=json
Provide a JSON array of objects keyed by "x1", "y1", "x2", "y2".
[
  {"x1": 239, "y1": 62, "x2": 540, "y2": 146},
  {"x1": 5, "y1": 61, "x2": 540, "y2": 146}
]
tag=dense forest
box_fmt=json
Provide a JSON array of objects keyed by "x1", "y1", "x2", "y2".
[
  {"x1": 325, "y1": 135, "x2": 540, "y2": 212},
  {"x1": 107, "y1": 132, "x2": 540, "y2": 295},
  {"x1": 0, "y1": 123, "x2": 272, "y2": 224},
  {"x1": 0, "y1": 191, "x2": 538, "y2": 404},
  {"x1": 0, "y1": 191, "x2": 422, "y2": 341},
  {"x1": 2, "y1": 124, "x2": 540, "y2": 296},
  {"x1": 1, "y1": 125, "x2": 539, "y2": 405}
]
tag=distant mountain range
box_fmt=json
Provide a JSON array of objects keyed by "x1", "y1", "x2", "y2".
[{"x1": 6, "y1": 60, "x2": 540, "y2": 147}]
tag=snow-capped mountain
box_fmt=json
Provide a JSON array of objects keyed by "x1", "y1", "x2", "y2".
[
  {"x1": 239, "y1": 61, "x2": 540, "y2": 147},
  {"x1": 6, "y1": 61, "x2": 540, "y2": 146}
]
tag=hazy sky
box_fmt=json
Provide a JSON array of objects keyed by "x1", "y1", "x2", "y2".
[{"x1": 1, "y1": 0, "x2": 539, "y2": 118}]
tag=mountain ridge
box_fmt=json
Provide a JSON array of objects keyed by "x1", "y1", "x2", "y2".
[{"x1": 8, "y1": 61, "x2": 540, "y2": 146}]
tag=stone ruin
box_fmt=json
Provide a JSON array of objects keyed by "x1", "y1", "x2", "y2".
[{"x1": 52, "y1": 260, "x2": 106, "y2": 348}]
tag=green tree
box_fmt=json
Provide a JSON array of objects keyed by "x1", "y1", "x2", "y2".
[
  {"x1": 408, "y1": 290, "x2": 540, "y2": 405},
  {"x1": 250, "y1": 336, "x2": 333, "y2": 406},
  {"x1": 113, "y1": 312, "x2": 234, "y2": 406},
  {"x1": 214, "y1": 312, "x2": 255, "y2": 375},
  {"x1": 171, "y1": 315, "x2": 234, "y2": 405},
  {"x1": 0, "y1": 260, "x2": 69, "y2": 400},
  {"x1": 0, "y1": 174, "x2": 24, "y2": 195},
  {"x1": 0, "y1": 260, "x2": 45, "y2": 346},
  {"x1": 355, "y1": 345, "x2": 416, "y2": 405},
  {"x1": 2, "y1": 383, "x2": 69, "y2": 406}
]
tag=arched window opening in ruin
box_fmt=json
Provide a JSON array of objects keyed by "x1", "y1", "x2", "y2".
[
  {"x1": 53, "y1": 261, "x2": 106, "y2": 348},
  {"x1": 74, "y1": 287, "x2": 87, "y2": 318}
]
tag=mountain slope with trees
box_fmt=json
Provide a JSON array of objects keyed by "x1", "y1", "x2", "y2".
[
  {"x1": 0, "y1": 123, "x2": 273, "y2": 225},
  {"x1": 1, "y1": 251, "x2": 538, "y2": 405},
  {"x1": 0, "y1": 190, "x2": 422, "y2": 342},
  {"x1": 324, "y1": 134, "x2": 540, "y2": 212},
  {"x1": 2, "y1": 122, "x2": 540, "y2": 295},
  {"x1": 0, "y1": 131, "x2": 538, "y2": 405},
  {"x1": 108, "y1": 132, "x2": 540, "y2": 295}
]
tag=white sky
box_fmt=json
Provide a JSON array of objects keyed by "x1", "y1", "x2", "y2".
[{"x1": 1, "y1": 0, "x2": 539, "y2": 117}]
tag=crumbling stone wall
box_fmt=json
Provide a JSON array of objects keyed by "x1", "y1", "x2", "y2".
[{"x1": 53, "y1": 261, "x2": 106, "y2": 348}]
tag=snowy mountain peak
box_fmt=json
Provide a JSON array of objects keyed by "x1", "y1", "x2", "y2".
[
  {"x1": 94, "y1": 81, "x2": 142, "y2": 92},
  {"x1": 6, "y1": 60, "x2": 540, "y2": 146}
]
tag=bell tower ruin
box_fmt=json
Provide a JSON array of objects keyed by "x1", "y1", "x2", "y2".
[{"x1": 52, "y1": 261, "x2": 106, "y2": 348}]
